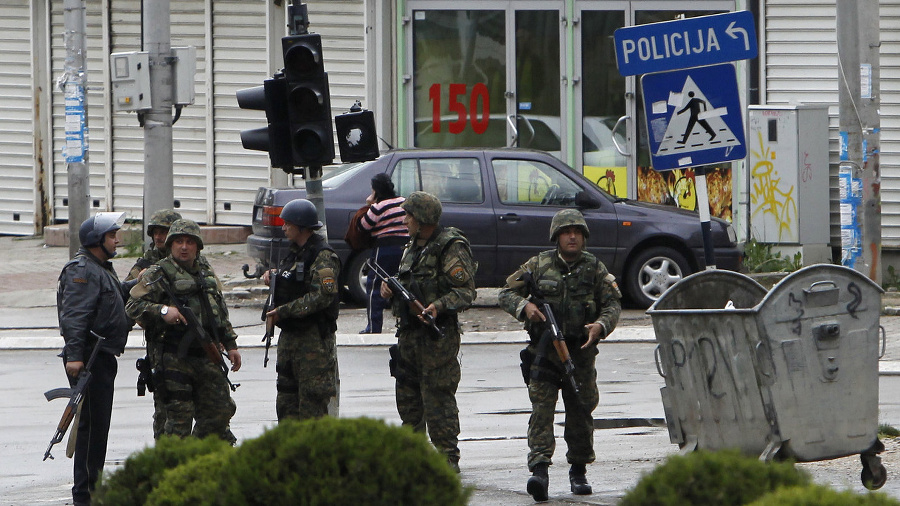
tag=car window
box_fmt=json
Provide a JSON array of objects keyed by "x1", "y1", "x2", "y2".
[
  {"x1": 391, "y1": 157, "x2": 484, "y2": 203},
  {"x1": 491, "y1": 159, "x2": 581, "y2": 206}
]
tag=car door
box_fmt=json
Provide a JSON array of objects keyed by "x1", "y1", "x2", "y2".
[
  {"x1": 389, "y1": 153, "x2": 498, "y2": 279},
  {"x1": 486, "y1": 152, "x2": 619, "y2": 279}
]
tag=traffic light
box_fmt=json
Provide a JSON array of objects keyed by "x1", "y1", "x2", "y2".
[
  {"x1": 236, "y1": 73, "x2": 293, "y2": 171},
  {"x1": 282, "y1": 34, "x2": 334, "y2": 167},
  {"x1": 335, "y1": 101, "x2": 380, "y2": 163}
]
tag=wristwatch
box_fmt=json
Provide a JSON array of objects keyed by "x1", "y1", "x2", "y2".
[{"x1": 160, "y1": 305, "x2": 169, "y2": 316}]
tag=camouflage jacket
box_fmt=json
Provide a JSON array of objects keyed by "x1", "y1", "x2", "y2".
[
  {"x1": 126, "y1": 255, "x2": 238, "y2": 350},
  {"x1": 125, "y1": 246, "x2": 167, "y2": 282},
  {"x1": 274, "y1": 234, "x2": 341, "y2": 325},
  {"x1": 499, "y1": 249, "x2": 621, "y2": 343},
  {"x1": 393, "y1": 226, "x2": 477, "y2": 322}
]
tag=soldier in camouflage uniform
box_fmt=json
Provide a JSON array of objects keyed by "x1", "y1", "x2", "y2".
[
  {"x1": 125, "y1": 208, "x2": 181, "y2": 439},
  {"x1": 126, "y1": 219, "x2": 241, "y2": 444},
  {"x1": 125, "y1": 209, "x2": 182, "y2": 282},
  {"x1": 499, "y1": 209, "x2": 621, "y2": 501},
  {"x1": 264, "y1": 199, "x2": 341, "y2": 421},
  {"x1": 380, "y1": 191, "x2": 477, "y2": 473}
]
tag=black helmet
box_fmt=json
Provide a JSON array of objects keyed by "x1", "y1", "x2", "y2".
[
  {"x1": 79, "y1": 212, "x2": 126, "y2": 248},
  {"x1": 280, "y1": 199, "x2": 323, "y2": 229}
]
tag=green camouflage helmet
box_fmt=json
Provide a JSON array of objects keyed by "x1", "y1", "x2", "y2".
[
  {"x1": 147, "y1": 209, "x2": 182, "y2": 236},
  {"x1": 402, "y1": 191, "x2": 442, "y2": 226},
  {"x1": 165, "y1": 218, "x2": 204, "y2": 250},
  {"x1": 549, "y1": 208, "x2": 590, "y2": 242}
]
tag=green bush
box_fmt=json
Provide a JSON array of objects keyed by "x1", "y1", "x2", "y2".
[
  {"x1": 747, "y1": 484, "x2": 900, "y2": 506},
  {"x1": 146, "y1": 451, "x2": 233, "y2": 506},
  {"x1": 147, "y1": 417, "x2": 471, "y2": 506},
  {"x1": 93, "y1": 435, "x2": 232, "y2": 506},
  {"x1": 620, "y1": 449, "x2": 811, "y2": 506}
]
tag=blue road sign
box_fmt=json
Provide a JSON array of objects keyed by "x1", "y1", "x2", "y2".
[
  {"x1": 640, "y1": 63, "x2": 746, "y2": 171},
  {"x1": 614, "y1": 11, "x2": 757, "y2": 76}
]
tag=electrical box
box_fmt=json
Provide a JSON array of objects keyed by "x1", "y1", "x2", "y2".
[
  {"x1": 109, "y1": 51, "x2": 150, "y2": 111},
  {"x1": 747, "y1": 105, "x2": 831, "y2": 264},
  {"x1": 172, "y1": 46, "x2": 196, "y2": 106}
]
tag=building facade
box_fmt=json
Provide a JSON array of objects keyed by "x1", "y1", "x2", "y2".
[{"x1": 4, "y1": 0, "x2": 898, "y2": 259}]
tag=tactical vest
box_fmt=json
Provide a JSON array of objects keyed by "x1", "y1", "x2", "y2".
[
  {"x1": 396, "y1": 226, "x2": 469, "y2": 327},
  {"x1": 156, "y1": 257, "x2": 227, "y2": 347},
  {"x1": 526, "y1": 250, "x2": 602, "y2": 343},
  {"x1": 273, "y1": 235, "x2": 340, "y2": 333}
]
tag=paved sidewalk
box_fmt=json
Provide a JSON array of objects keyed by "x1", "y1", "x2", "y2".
[{"x1": 3, "y1": 233, "x2": 900, "y2": 374}]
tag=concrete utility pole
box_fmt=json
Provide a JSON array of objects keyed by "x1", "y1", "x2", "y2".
[
  {"x1": 837, "y1": 0, "x2": 881, "y2": 283},
  {"x1": 142, "y1": 0, "x2": 175, "y2": 235},
  {"x1": 62, "y1": 0, "x2": 90, "y2": 258}
]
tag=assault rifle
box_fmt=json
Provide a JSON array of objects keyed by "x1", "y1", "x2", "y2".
[
  {"x1": 520, "y1": 271, "x2": 590, "y2": 415},
  {"x1": 367, "y1": 258, "x2": 444, "y2": 339},
  {"x1": 261, "y1": 268, "x2": 278, "y2": 367},
  {"x1": 152, "y1": 276, "x2": 240, "y2": 392},
  {"x1": 43, "y1": 331, "x2": 105, "y2": 461}
]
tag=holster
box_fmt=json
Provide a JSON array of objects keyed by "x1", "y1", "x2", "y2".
[
  {"x1": 519, "y1": 347, "x2": 535, "y2": 386},
  {"x1": 388, "y1": 344, "x2": 417, "y2": 386},
  {"x1": 135, "y1": 356, "x2": 155, "y2": 396}
]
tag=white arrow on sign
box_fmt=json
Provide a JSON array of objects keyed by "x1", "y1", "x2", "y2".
[{"x1": 726, "y1": 21, "x2": 750, "y2": 50}]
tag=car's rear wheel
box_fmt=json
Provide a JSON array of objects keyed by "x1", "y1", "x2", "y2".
[
  {"x1": 624, "y1": 246, "x2": 690, "y2": 309},
  {"x1": 345, "y1": 250, "x2": 371, "y2": 306}
]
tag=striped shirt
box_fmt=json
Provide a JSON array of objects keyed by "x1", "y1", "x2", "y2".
[{"x1": 359, "y1": 196, "x2": 409, "y2": 239}]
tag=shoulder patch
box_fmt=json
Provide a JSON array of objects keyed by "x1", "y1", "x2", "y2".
[
  {"x1": 449, "y1": 265, "x2": 468, "y2": 283},
  {"x1": 319, "y1": 267, "x2": 337, "y2": 294}
]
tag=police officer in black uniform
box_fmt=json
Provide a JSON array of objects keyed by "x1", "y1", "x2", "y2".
[{"x1": 57, "y1": 212, "x2": 136, "y2": 506}]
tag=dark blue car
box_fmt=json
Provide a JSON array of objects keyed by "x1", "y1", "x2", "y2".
[{"x1": 247, "y1": 148, "x2": 742, "y2": 308}]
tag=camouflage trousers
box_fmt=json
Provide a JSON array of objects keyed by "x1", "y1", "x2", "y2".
[
  {"x1": 526, "y1": 344, "x2": 599, "y2": 471},
  {"x1": 146, "y1": 338, "x2": 165, "y2": 439},
  {"x1": 159, "y1": 350, "x2": 237, "y2": 443},
  {"x1": 275, "y1": 326, "x2": 337, "y2": 421},
  {"x1": 394, "y1": 324, "x2": 461, "y2": 465}
]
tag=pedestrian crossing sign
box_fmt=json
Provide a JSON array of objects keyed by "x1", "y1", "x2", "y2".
[{"x1": 640, "y1": 63, "x2": 746, "y2": 171}]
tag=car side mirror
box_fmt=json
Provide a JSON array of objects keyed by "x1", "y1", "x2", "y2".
[{"x1": 575, "y1": 190, "x2": 601, "y2": 209}]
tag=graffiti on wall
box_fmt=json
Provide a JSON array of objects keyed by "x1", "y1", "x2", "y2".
[{"x1": 749, "y1": 130, "x2": 798, "y2": 242}]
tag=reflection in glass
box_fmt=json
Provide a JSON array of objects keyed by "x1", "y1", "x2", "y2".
[
  {"x1": 581, "y1": 11, "x2": 627, "y2": 197},
  {"x1": 412, "y1": 10, "x2": 506, "y2": 148},
  {"x1": 515, "y1": 11, "x2": 561, "y2": 155}
]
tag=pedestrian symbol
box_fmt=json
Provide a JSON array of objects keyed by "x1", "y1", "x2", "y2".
[{"x1": 641, "y1": 63, "x2": 746, "y2": 171}]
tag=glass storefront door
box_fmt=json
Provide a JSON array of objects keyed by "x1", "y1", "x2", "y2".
[
  {"x1": 410, "y1": 4, "x2": 565, "y2": 155},
  {"x1": 407, "y1": 1, "x2": 737, "y2": 218}
]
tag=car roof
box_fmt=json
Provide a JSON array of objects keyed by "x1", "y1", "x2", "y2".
[{"x1": 381, "y1": 147, "x2": 554, "y2": 158}]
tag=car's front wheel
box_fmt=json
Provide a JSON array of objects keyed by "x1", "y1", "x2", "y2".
[
  {"x1": 345, "y1": 250, "x2": 371, "y2": 306},
  {"x1": 624, "y1": 246, "x2": 690, "y2": 309}
]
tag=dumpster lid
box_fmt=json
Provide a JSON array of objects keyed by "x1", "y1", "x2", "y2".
[{"x1": 648, "y1": 269, "x2": 767, "y2": 312}]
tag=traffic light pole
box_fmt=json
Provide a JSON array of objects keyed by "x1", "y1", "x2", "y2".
[
  {"x1": 288, "y1": 2, "x2": 329, "y2": 233},
  {"x1": 142, "y1": 0, "x2": 175, "y2": 237}
]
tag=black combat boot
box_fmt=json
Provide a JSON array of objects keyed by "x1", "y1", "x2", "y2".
[
  {"x1": 527, "y1": 462, "x2": 550, "y2": 502},
  {"x1": 569, "y1": 463, "x2": 592, "y2": 495}
]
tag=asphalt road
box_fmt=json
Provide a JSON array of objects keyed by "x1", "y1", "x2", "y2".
[{"x1": 8, "y1": 342, "x2": 900, "y2": 505}]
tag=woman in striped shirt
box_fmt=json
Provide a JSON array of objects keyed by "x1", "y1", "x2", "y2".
[{"x1": 358, "y1": 173, "x2": 409, "y2": 333}]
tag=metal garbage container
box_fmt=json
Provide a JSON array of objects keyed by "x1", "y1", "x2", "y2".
[{"x1": 648, "y1": 264, "x2": 887, "y2": 489}]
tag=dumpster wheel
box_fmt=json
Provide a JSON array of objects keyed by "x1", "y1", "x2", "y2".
[
  {"x1": 860, "y1": 439, "x2": 887, "y2": 490},
  {"x1": 861, "y1": 461, "x2": 887, "y2": 490}
]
